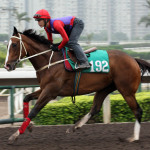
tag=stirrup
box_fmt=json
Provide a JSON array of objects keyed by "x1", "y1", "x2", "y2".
[
  {"x1": 75, "y1": 62, "x2": 90, "y2": 71},
  {"x1": 75, "y1": 63, "x2": 83, "y2": 71},
  {"x1": 75, "y1": 63, "x2": 80, "y2": 70}
]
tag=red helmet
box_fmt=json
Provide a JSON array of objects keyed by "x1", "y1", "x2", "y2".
[{"x1": 33, "y1": 9, "x2": 51, "y2": 20}]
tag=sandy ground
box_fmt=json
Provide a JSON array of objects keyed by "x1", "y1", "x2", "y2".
[{"x1": 0, "y1": 122, "x2": 150, "y2": 150}]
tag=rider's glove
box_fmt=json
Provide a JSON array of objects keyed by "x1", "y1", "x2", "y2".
[{"x1": 51, "y1": 45, "x2": 59, "y2": 51}]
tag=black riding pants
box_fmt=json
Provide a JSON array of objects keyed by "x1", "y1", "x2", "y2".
[{"x1": 66, "y1": 18, "x2": 88, "y2": 63}]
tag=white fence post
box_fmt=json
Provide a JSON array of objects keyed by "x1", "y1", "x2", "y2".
[
  {"x1": 103, "y1": 95, "x2": 111, "y2": 124},
  {"x1": 7, "y1": 87, "x2": 39, "y2": 116}
]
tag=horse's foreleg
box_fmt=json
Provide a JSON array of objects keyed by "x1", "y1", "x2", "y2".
[
  {"x1": 67, "y1": 84, "x2": 116, "y2": 133},
  {"x1": 8, "y1": 118, "x2": 31, "y2": 145},
  {"x1": 8, "y1": 87, "x2": 57, "y2": 144},
  {"x1": 66, "y1": 91, "x2": 105, "y2": 133},
  {"x1": 23, "y1": 89, "x2": 41, "y2": 118},
  {"x1": 23, "y1": 89, "x2": 42, "y2": 132}
]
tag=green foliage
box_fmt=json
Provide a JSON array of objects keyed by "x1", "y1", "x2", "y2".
[
  {"x1": 33, "y1": 92, "x2": 150, "y2": 125},
  {"x1": 93, "y1": 31, "x2": 108, "y2": 41},
  {"x1": 0, "y1": 44, "x2": 7, "y2": 67},
  {"x1": 0, "y1": 51, "x2": 6, "y2": 67},
  {"x1": 111, "y1": 92, "x2": 150, "y2": 122},
  {"x1": 0, "y1": 34, "x2": 8, "y2": 41},
  {"x1": 112, "y1": 32, "x2": 128, "y2": 41},
  {"x1": 138, "y1": 0, "x2": 150, "y2": 27},
  {"x1": 80, "y1": 33, "x2": 94, "y2": 43},
  {"x1": 122, "y1": 50, "x2": 150, "y2": 60},
  {"x1": 143, "y1": 34, "x2": 150, "y2": 40},
  {"x1": 96, "y1": 45, "x2": 124, "y2": 51},
  {"x1": 121, "y1": 43, "x2": 150, "y2": 48},
  {"x1": 14, "y1": 11, "x2": 31, "y2": 23},
  {"x1": 33, "y1": 96, "x2": 103, "y2": 125}
]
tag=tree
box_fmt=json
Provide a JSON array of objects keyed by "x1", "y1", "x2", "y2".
[
  {"x1": 14, "y1": 11, "x2": 31, "y2": 31},
  {"x1": 143, "y1": 34, "x2": 150, "y2": 40},
  {"x1": 93, "y1": 31, "x2": 108, "y2": 41},
  {"x1": 112, "y1": 32, "x2": 128, "y2": 41},
  {"x1": 86, "y1": 33, "x2": 94, "y2": 44},
  {"x1": 0, "y1": 34, "x2": 8, "y2": 41},
  {"x1": 79, "y1": 33, "x2": 94, "y2": 43},
  {"x1": 138, "y1": 0, "x2": 150, "y2": 27}
]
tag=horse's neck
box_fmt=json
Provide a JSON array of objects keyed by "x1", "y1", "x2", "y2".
[
  {"x1": 26, "y1": 43, "x2": 62, "y2": 71},
  {"x1": 27, "y1": 44, "x2": 50, "y2": 71}
]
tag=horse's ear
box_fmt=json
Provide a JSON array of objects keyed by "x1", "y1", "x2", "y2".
[{"x1": 13, "y1": 26, "x2": 18, "y2": 35}]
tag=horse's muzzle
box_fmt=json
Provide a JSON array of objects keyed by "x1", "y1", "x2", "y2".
[{"x1": 4, "y1": 61, "x2": 18, "y2": 71}]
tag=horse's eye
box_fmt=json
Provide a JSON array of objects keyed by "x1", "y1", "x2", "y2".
[{"x1": 12, "y1": 43, "x2": 17, "y2": 48}]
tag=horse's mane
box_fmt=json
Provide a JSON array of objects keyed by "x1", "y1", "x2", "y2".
[{"x1": 22, "y1": 29, "x2": 51, "y2": 45}]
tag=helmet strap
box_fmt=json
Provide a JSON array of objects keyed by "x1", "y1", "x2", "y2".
[{"x1": 44, "y1": 19, "x2": 50, "y2": 28}]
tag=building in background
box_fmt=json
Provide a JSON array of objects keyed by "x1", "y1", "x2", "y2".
[
  {"x1": 131, "y1": 0, "x2": 150, "y2": 39},
  {"x1": 0, "y1": 0, "x2": 150, "y2": 41},
  {"x1": 77, "y1": 0, "x2": 108, "y2": 35},
  {"x1": 108, "y1": 0, "x2": 150, "y2": 40},
  {"x1": 25, "y1": 0, "x2": 46, "y2": 30},
  {"x1": 0, "y1": 0, "x2": 25, "y2": 38}
]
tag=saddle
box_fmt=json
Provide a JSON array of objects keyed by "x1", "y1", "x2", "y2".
[{"x1": 67, "y1": 47, "x2": 97, "y2": 63}]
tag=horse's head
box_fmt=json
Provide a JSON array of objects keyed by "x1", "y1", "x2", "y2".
[{"x1": 4, "y1": 27, "x2": 27, "y2": 71}]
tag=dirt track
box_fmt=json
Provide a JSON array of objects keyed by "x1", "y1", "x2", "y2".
[{"x1": 0, "y1": 122, "x2": 150, "y2": 150}]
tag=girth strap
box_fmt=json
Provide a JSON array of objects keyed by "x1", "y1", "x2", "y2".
[{"x1": 72, "y1": 71, "x2": 81, "y2": 104}]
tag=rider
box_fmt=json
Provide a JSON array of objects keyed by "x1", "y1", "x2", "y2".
[{"x1": 33, "y1": 9, "x2": 90, "y2": 70}]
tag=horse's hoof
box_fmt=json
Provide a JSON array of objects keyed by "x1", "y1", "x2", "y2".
[
  {"x1": 8, "y1": 130, "x2": 20, "y2": 145},
  {"x1": 66, "y1": 127, "x2": 75, "y2": 133},
  {"x1": 66, "y1": 126, "x2": 79, "y2": 134},
  {"x1": 127, "y1": 137, "x2": 139, "y2": 143},
  {"x1": 27, "y1": 123, "x2": 33, "y2": 132},
  {"x1": 66, "y1": 128, "x2": 71, "y2": 134}
]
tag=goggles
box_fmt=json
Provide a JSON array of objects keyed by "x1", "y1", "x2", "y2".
[{"x1": 34, "y1": 14, "x2": 42, "y2": 18}]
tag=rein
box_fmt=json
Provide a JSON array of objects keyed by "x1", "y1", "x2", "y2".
[{"x1": 10, "y1": 34, "x2": 69, "y2": 72}]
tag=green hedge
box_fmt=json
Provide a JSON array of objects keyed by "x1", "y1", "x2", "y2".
[
  {"x1": 33, "y1": 96, "x2": 102, "y2": 125},
  {"x1": 111, "y1": 92, "x2": 150, "y2": 122},
  {"x1": 33, "y1": 92, "x2": 150, "y2": 125}
]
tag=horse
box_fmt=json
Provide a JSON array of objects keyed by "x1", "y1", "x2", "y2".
[{"x1": 4, "y1": 27, "x2": 150, "y2": 144}]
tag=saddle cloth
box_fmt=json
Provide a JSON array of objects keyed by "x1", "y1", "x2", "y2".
[{"x1": 62, "y1": 47, "x2": 110, "y2": 73}]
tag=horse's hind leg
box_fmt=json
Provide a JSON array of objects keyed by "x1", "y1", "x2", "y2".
[
  {"x1": 66, "y1": 84, "x2": 116, "y2": 133},
  {"x1": 122, "y1": 94, "x2": 143, "y2": 142},
  {"x1": 115, "y1": 77, "x2": 142, "y2": 141}
]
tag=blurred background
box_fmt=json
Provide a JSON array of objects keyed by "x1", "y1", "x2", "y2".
[{"x1": 0, "y1": 0, "x2": 150, "y2": 42}]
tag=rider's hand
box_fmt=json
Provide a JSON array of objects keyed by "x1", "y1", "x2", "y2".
[{"x1": 51, "y1": 45, "x2": 59, "y2": 51}]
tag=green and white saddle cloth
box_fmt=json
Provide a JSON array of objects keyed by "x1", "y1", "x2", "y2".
[{"x1": 63, "y1": 48, "x2": 110, "y2": 73}]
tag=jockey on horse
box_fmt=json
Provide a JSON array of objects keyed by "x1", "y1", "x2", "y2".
[{"x1": 33, "y1": 9, "x2": 91, "y2": 70}]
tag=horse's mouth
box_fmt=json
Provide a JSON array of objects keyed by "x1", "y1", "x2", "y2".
[{"x1": 4, "y1": 62, "x2": 17, "y2": 71}]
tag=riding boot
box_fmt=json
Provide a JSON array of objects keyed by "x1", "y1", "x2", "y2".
[
  {"x1": 75, "y1": 61, "x2": 91, "y2": 71},
  {"x1": 72, "y1": 45, "x2": 91, "y2": 70}
]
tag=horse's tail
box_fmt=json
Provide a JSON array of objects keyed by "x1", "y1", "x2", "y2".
[{"x1": 135, "y1": 58, "x2": 150, "y2": 77}]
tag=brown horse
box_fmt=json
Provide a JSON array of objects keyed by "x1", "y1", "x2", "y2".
[{"x1": 5, "y1": 27, "x2": 150, "y2": 144}]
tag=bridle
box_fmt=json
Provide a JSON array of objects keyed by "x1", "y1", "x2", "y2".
[
  {"x1": 9, "y1": 34, "x2": 69, "y2": 72},
  {"x1": 11, "y1": 33, "x2": 28, "y2": 62}
]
